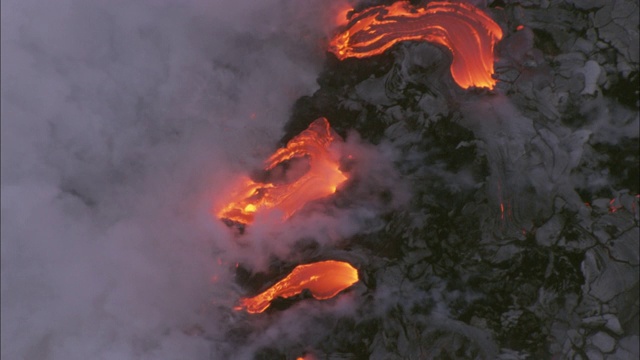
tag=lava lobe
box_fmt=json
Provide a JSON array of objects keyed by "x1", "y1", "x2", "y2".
[
  {"x1": 328, "y1": 1, "x2": 503, "y2": 89},
  {"x1": 217, "y1": 118, "x2": 348, "y2": 225},
  {"x1": 235, "y1": 260, "x2": 359, "y2": 314}
]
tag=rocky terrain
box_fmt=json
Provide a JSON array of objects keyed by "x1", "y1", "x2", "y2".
[{"x1": 222, "y1": 1, "x2": 639, "y2": 359}]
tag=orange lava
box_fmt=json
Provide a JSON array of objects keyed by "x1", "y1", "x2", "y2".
[
  {"x1": 217, "y1": 118, "x2": 348, "y2": 225},
  {"x1": 334, "y1": 3, "x2": 353, "y2": 27},
  {"x1": 328, "y1": 1, "x2": 503, "y2": 89},
  {"x1": 235, "y1": 260, "x2": 359, "y2": 314}
]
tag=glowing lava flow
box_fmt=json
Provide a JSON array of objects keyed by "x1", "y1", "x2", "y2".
[
  {"x1": 328, "y1": 1, "x2": 503, "y2": 89},
  {"x1": 217, "y1": 118, "x2": 348, "y2": 225},
  {"x1": 235, "y1": 260, "x2": 359, "y2": 314}
]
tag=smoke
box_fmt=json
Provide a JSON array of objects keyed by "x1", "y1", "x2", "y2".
[
  {"x1": 1, "y1": 0, "x2": 362, "y2": 358},
  {"x1": 5, "y1": 0, "x2": 636, "y2": 358}
]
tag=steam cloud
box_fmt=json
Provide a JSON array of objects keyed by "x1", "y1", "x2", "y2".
[
  {"x1": 3, "y1": 0, "x2": 638, "y2": 359},
  {"x1": 1, "y1": 0, "x2": 365, "y2": 358}
]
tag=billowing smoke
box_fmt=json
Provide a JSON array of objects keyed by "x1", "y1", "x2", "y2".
[
  {"x1": 3, "y1": 0, "x2": 639, "y2": 359},
  {"x1": 1, "y1": 0, "x2": 364, "y2": 358}
]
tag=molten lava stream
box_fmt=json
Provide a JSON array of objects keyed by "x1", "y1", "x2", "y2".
[
  {"x1": 216, "y1": 118, "x2": 348, "y2": 225},
  {"x1": 235, "y1": 260, "x2": 359, "y2": 314},
  {"x1": 328, "y1": 1, "x2": 503, "y2": 89}
]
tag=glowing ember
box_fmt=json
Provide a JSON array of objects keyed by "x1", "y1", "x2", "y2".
[
  {"x1": 609, "y1": 198, "x2": 621, "y2": 213},
  {"x1": 217, "y1": 118, "x2": 348, "y2": 225},
  {"x1": 235, "y1": 260, "x2": 359, "y2": 314},
  {"x1": 328, "y1": 1, "x2": 503, "y2": 89}
]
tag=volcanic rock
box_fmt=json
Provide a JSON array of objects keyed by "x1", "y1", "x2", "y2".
[{"x1": 222, "y1": 0, "x2": 639, "y2": 358}]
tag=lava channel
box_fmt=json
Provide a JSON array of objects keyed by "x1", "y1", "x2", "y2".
[
  {"x1": 235, "y1": 260, "x2": 359, "y2": 314},
  {"x1": 216, "y1": 118, "x2": 348, "y2": 225},
  {"x1": 328, "y1": 1, "x2": 503, "y2": 89}
]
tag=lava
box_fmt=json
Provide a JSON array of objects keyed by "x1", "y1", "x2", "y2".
[
  {"x1": 235, "y1": 260, "x2": 359, "y2": 314},
  {"x1": 217, "y1": 118, "x2": 348, "y2": 225},
  {"x1": 328, "y1": 1, "x2": 503, "y2": 89},
  {"x1": 334, "y1": 2, "x2": 353, "y2": 27}
]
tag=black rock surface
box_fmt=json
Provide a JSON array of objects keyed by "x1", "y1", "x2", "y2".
[{"x1": 224, "y1": 1, "x2": 639, "y2": 359}]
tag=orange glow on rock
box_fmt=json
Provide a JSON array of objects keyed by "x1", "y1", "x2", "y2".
[
  {"x1": 217, "y1": 118, "x2": 348, "y2": 225},
  {"x1": 328, "y1": 1, "x2": 503, "y2": 89},
  {"x1": 235, "y1": 260, "x2": 359, "y2": 314}
]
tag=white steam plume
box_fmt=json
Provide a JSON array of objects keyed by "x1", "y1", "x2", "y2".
[{"x1": 1, "y1": 0, "x2": 362, "y2": 358}]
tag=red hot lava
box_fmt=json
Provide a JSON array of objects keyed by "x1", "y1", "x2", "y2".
[
  {"x1": 328, "y1": 1, "x2": 503, "y2": 89},
  {"x1": 217, "y1": 118, "x2": 348, "y2": 225},
  {"x1": 235, "y1": 260, "x2": 359, "y2": 314}
]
